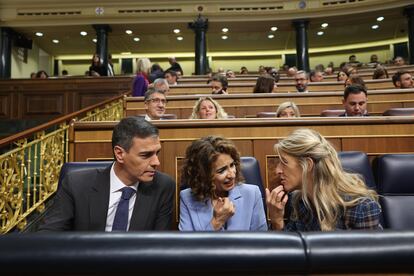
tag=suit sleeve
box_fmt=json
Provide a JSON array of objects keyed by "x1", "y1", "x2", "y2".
[
  {"x1": 250, "y1": 186, "x2": 268, "y2": 231},
  {"x1": 178, "y1": 191, "x2": 195, "y2": 231},
  {"x1": 153, "y1": 175, "x2": 176, "y2": 230},
  {"x1": 37, "y1": 174, "x2": 75, "y2": 231}
]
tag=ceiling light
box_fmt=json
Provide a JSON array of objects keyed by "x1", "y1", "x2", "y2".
[
  {"x1": 321, "y1": 23, "x2": 329, "y2": 28},
  {"x1": 221, "y1": 35, "x2": 228, "y2": 40},
  {"x1": 317, "y1": 31, "x2": 324, "y2": 36},
  {"x1": 177, "y1": 36, "x2": 183, "y2": 41},
  {"x1": 35, "y1": 32, "x2": 43, "y2": 37},
  {"x1": 92, "y1": 38, "x2": 97, "y2": 43},
  {"x1": 268, "y1": 34, "x2": 275, "y2": 39},
  {"x1": 80, "y1": 31, "x2": 88, "y2": 36},
  {"x1": 133, "y1": 37, "x2": 140, "y2": 42},
  {"x1": 270, "y1": 26, "x2": 278, "y2": 31},
  {"x1": 125, "y1": 30, "x2": 133, "y2": 35},
  {"x1": 377, "y1": 16, "x2": 384, "y2": 22},
  {"x1": 222, "y1": 28, "x2": 229, "y2": 33},
  {"x1": 52, "y1": 39, "x2": 59, "y2": 44},
  {"x1": 173, "y1": 29, "x2": 180, "y2": 34},
  {"x1": 372, "y1": 25, "x2": 379, "y2": 30}
]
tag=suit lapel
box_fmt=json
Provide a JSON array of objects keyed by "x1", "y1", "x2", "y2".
[
  {"x1": 129, "y1": 178, "x2": 154, "y2": 231},
  {"x1": 89, "y1": 166, "x2": 111, "y2": 231}
]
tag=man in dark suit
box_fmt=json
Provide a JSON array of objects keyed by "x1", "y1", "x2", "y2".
[
  {"x1": 38, "y1": 117, "x2": 175, "y2": 231},
  {"x1": 340, "y1": 84, "x2": 369, "y2": 117}
]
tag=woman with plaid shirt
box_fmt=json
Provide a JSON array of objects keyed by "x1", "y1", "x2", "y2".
[{"x1": 266, "y1": 128, "x2": 382, "y2": 231}]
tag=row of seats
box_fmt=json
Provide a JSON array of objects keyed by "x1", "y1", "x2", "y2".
[
  {"x1": 59, "y1": 152, "x2": 414, "y2": 230},
  {"x1": 1, "y1": 231, "x2": 413, "y2": 274},
  {"x1": 258, "y1": 107, "x2": 414, "y2": 117}
]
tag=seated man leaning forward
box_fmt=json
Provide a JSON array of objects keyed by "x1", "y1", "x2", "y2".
[
  {"x1": 144, "y1": 88, "x2": 167, "y2": 121},
  {"x1": 38, "y1": 117, "x2": 175, "y2": 231},
  {"x1": 266, "y1": 128, "x2": 382, "y2": 231},
  {"x1": 341, "y1": 84, "x2": 368, "y2": 117},
  {"x1": 179, "y1": 136, "x2": 268, "y2": 231}
]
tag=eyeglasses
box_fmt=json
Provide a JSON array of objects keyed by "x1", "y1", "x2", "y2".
[{"x1": 146, "y1": 98, "x2": 167, "y2": 104}]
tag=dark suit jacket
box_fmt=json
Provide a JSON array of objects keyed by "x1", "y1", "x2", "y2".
[{"x1": 38, "y1": 166, "x2": 175, "y2": 231}]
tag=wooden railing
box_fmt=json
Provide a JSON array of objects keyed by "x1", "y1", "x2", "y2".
[{"x1": 0, "y1": 93, "x2": 125, "y2": 234}]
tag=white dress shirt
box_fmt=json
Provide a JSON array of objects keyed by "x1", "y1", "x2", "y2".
[{"x1": 105, "y1": 163, "x2": 139, "y2": 231}]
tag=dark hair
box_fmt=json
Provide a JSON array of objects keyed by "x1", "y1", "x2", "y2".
[
  {"x1": 344, "y1": 84, "x2": 367, "y2": 100},
  {"x1": 181, "y1": 136, "x2": 242, "y2": 201},
  {"x1": 309, "y1": 70, "x2": 322, "y2": 82},
  {"x1": 144, "y1": 87, "x2": 166, "y2": 101},
  {"x1": 392, "y1": 70, "x2": 410, "y2": 87},
  {"x1": 151, "y1": 63, "x2": 163, "y2": 73},
  {"x1": 36, "y1": 70, "x2": 49, "y2": 78},
  {"x1": 112, "y1": 117, "x2": 159, "y2": 152},
  {"x1": 91, "y1": 53, "x2": 101, "y2": 65},
  {"x1": 210, "y1": 74, "x2": 228, "y2": 91},
  {"x1": 165, "y1": 70, "x2": 177, "y2": 78},
  {"x1": 253, "y1": 74, "x2": 275, "y2": 93},
  {"x1": 345, "y1": 75, "x2": 366, "y2": 90},
  {"x1": 337, "y1": 70, "x2": 349, "y2": 81},
  {"x1": 372, "y1": 66, "x2": 389, "y2": 79}
]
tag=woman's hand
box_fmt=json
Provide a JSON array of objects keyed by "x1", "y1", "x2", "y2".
[
  {"x1": 211, "y1": 197, "x2": 235, "y2": 230},
  {"x1": 266, "y1": 185, "x2": 288, "y2": 230}
]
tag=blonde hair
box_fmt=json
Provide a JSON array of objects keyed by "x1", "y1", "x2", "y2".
[
  {"x1": 189, "y1": 97, "x2": 228, "y2": 119},
  {"x1": 137, "y1": 58, "x2": 151, "y2": 74},
  {"x1": 275, "y1": 128, "x2": 378, "y2": 230},
  {"x1": 276, "y1": 101, "x2": 301, "y2": 117}
]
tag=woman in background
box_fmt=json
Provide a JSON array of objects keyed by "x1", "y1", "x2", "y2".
[
  {"x1": 266, "y1": 128, "x2": 382, "y2": 231},
  {"x1": 189, "y1": 97, "x2": 228, "y2": 119},
  {"x1": 179, "y1": 136, "x2": 267, "y2": 231},
  {"x1": 89, "y1": 53, "x2": 107, "y2": 76},
  {"x1": 132, "y1": 58, "x2": 151, "y2": 97},
  {"x1": 276, "y1": 102, "x2": 301, "y2": 118},
  {"x1": 253, "y1": 74, "x2": 275, "y2": 93}
]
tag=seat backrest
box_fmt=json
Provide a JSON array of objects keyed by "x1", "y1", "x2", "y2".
[
  {"x1": 58, "y1": 161, "x2": 113, "y2": 188},
  {"x1": 320, "y1": 109, "x2": 345, "y2": 117},
  {"x1": 382, "y1": 108, "x2": 414, "y2": 116},
  {"x1": 338, "y1": 151, "x2": 376, "y2": 190},
  {"x1": 160, "y1": 114, "x2": 178, "y2": 120},
  {"x1": 256, "y1": 112, "x2": 276, "y2": 118},
  {"x1": 240, "y1": 156, "x2": 266, "y2": 212},
  {"x1": 375, "y1": 154, "x2": 414, "y2": 230}
]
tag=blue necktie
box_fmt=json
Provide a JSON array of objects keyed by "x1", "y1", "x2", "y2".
[{"x1": 112, "y1": 187, "x2": 136, "y2": 231}]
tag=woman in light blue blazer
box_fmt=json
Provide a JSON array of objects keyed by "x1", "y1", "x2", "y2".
[{"x1": 179, "y1": 136, "x2": 268, "y2": 231}]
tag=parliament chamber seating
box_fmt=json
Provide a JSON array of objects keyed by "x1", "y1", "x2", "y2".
[
  {"x1": 375, "y1": 154, "x2": 414, "y2": 230},
  {"x1": 320, "y1": 109, "x2": 345, "y2": 117},
  {"x1": 256, "y1": 112, "x2": 277, "y2": 118},
  {"x1": 1, "y1": 231, "x2": 413, "y2": 275},
  {"x1": 338, "y1": 151, "x2": 377, "y2": 190},
  {"x1": 383, "y1": 107, "x2": 414, "y2": 116}
]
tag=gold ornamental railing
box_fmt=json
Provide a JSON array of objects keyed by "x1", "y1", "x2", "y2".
[{"x1": 0, "y1": 95, "x2": 125, "y2": 234}]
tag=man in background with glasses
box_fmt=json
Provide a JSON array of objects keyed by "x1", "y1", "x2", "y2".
[{"x1": 144, "y1": 88, "x2": 168, "y2": 121}]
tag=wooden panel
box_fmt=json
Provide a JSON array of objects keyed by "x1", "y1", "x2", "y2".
[
  {"x1": 23, "y1": 93, "x2": 64, "y2": 117},
  {"x1": 0, "y1": 94, "x2": 11, "y2": 118}
]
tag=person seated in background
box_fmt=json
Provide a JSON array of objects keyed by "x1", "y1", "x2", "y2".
[
  {"x1": 30, "y1": 72, "x2": 37, "y2": 79},
  {"x1": 144, "y1": 88, "x2": 167, "y2": 121},
  {"x1": 150, "y1": 78, "x2": 169, "y2": 94},
  {"x1": 179, "y1": 136, "x2": 267, "y2": 231},
  {"x1": 36, "y1": 70, "x2": 49, "y2": 79},
  {"x1": 132, "y1": 58, "x2": 151, "y2": 97},
  {"x1": 253, "y1": 74, "x2": 275, "y2": 93},
  {"x1": 226, "y1": 70, "x2": 236, "y2": 78},
  {"x1": 337, "y1": 70, "x2": 349, "y2": 83},
  {"x1": 372, "y1": 66, "x2": 389, "y2": 79},
  {"x1": 149, "y1": 64, "x2": 164, "y2": 83},
  {"x1": 189, "y1": 97, "x2": 228, "y2": 120},
  {"x1": 217, "y1": 67, "x2": 226, "y2": 76},
  {"x1": 276, "y1": 102, "x2": 301, "y2": 118},
  {"x1": 61, "y1": 70, "x2": 69, "y2": 76},
  {"x1": 209, "y1": 74, "x2": 228, "y2": 94},
  {"x1": 166, "y1": 57, "x2": 183, "y2": 76},
  {"x1": 89, "y1": 53, "x2": 107, "y2": 76},
  {"x1": 393, "y1": 56, "x2": 406, "y2": 66},
  {"x1": 294, "y1": 70, "x2": 309, "y2": 93},
  {"x1": 287, "y1": 66, "x2": 297, "y2": 77},
  {"x1": 341, "y1": 84, "x2": 368, "y2": 117},
  {"x1": 266, "y1": 128, "x2": 382, "y2": 231},
  {"x1": 345, "y1": 75, "x2": 367, "y2": 90},
  {"x1": 240, "y1": 66, "x2": 249, "y2": 74},
  {"x1": 258, "y1": 65, "x2": 266, "y2": 75},
  {"x1": 310, "y1": 70, "x2": 324, "y2": 82},
  {"x1": 38, "y1": 117, "x2": 175, "y2": 231},
  {"x1": 347, "y1": 54, "x2": 361, "y2": 66},
  {"x1": 368, "y1": 54, "x2": 381, "y2": 66},
  {"x1": 392, "y1": 71, "x2": 414, "y2": 89},
  {"x1": 324, "y1": 66, "x2": 334, "y2": 76},
  {"x1": 164, "y1": 70, "x2": 178, "y2": 86}
]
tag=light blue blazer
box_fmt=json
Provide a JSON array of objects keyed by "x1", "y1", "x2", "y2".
[{"x1": 179, "y1": 184, "x2": 268, "y2": 231}]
